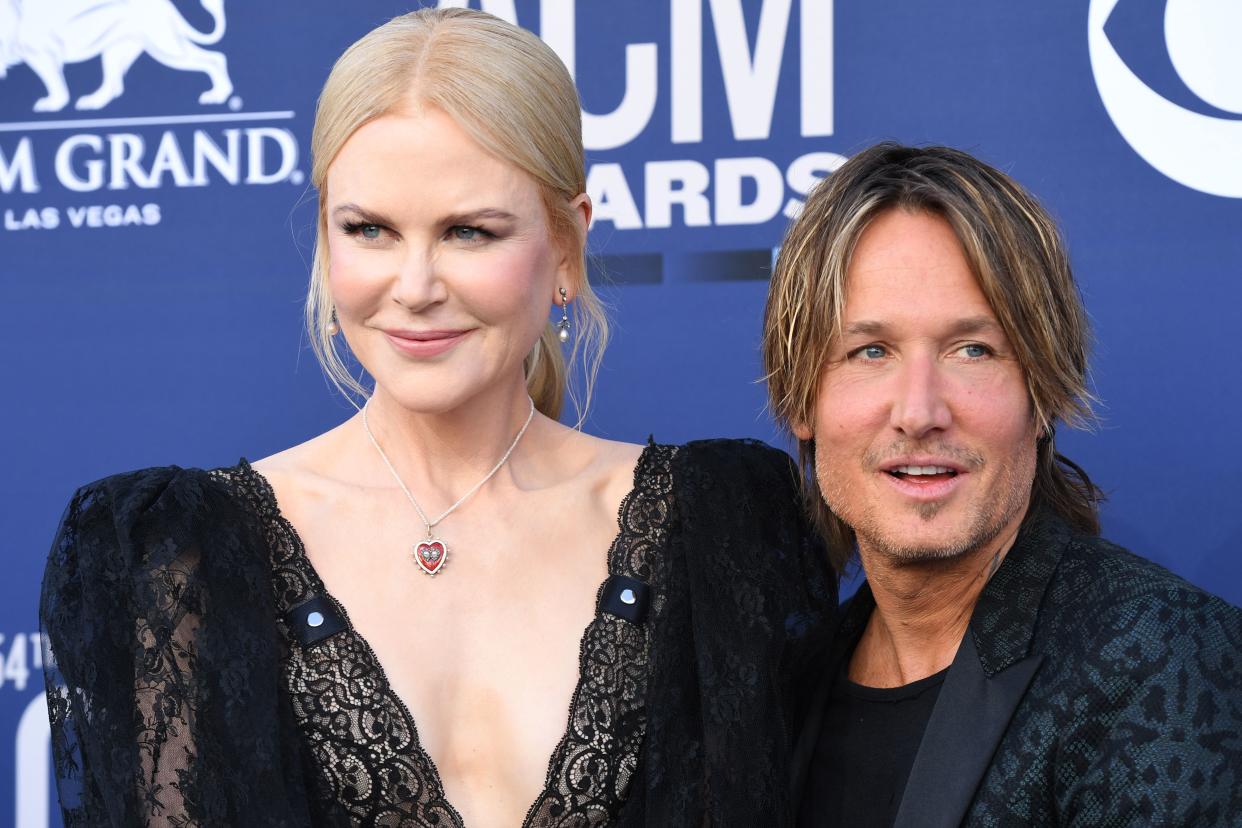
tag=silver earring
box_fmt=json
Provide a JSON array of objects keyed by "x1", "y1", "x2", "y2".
[
  {"x1": 557, "y1": 287, "x2": 571, "y2": 343},
  {"x1": 326, "y1": 309, "x2": 340, "y2": 336}
]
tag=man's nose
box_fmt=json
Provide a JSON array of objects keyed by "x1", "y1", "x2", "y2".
[{"x1": 889, "y1": 355, "x2": 953, "y2": 440}]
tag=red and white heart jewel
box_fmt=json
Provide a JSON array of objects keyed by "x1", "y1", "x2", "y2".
[{"x1": 414, "y1": 539, "x2": 448, "y2": 576}]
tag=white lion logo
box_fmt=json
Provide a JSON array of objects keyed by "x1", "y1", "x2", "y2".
[{"x1": 0, "y1": 0, "x2": 233, "y2": 113}]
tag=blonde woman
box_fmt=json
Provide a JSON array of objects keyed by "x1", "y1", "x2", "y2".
[{"x1": 41, "y1": 9, "x2": 835, "y2": 827}]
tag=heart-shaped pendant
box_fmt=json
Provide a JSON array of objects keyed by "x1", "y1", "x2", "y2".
[{"x1": 414, "y1": 539, "x2": 448, "y2": 576}]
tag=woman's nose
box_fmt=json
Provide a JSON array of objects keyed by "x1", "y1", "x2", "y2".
[{"x1": 391, "y1": 249, "x2": 448, "y2": 311}]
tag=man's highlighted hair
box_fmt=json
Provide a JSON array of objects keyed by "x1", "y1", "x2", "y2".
[{"x1": 762, "y1": 143, "x2": 1102, "y2": 572}]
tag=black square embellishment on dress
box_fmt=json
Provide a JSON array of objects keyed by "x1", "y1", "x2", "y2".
[
  {"x1": 286, "y1": 595, "x2": 346, "y2": 647},
  {"x1": 601, "y1": 574, "x2": 650, "y2": 624}
]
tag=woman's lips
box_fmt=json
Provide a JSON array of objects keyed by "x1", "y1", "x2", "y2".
[{"x1": 382, "y1": 329, "x2": 471, "y2": 358}]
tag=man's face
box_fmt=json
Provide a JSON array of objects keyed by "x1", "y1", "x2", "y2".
[{"x1": 796, "y1": 208, "x2": 1039, "y2": 564}]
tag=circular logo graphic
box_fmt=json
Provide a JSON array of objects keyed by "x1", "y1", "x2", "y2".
[{"x1": 1088, "y1": 0, "x2": 1242, "y2": 198}]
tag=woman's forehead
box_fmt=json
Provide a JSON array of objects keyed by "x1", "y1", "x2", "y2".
[{"x1": 326, "y1": 108, "x2": 542, "y2": 218}]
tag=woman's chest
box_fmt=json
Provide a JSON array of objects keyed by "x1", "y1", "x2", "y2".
[
  {"x1": 336, "y1": 556, "x2": 604, "y2": 793},
  {"x1": 254, "y1": 458, "x2": 672, "y2": 826}
]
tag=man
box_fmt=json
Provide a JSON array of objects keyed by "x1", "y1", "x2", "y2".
[{"x1": 764, "y1": 143, "x2": 1242, "y2": 827}]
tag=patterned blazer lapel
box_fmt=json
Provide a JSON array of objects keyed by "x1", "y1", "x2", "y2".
[
  {"x1": 893, "y1": 634, "x2": 1043, "y2": 828},
  {"x1": 894, "y1": 511, "x2": 1071, "y2": 828}
]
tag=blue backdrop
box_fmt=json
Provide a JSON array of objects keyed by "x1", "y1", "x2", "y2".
[{"x1": 3, "y1": 1, "x2": 1240, "y2": 823}]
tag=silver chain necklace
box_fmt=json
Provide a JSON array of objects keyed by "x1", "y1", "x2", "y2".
[{"x1": 361, "y1": 395, "x2": 536, "y2": 576}]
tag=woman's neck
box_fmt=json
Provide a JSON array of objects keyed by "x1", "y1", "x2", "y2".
[{"x1": 356, "y1": 378, "x2": 542, "y2": 508}]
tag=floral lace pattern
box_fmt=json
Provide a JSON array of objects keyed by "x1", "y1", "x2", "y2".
[
  {"x1": 214, "y1": 442, "x2": 676, "y2": 827},
  {"x1": 41, "y1": 440, "x2": 836, "y2": 827}
]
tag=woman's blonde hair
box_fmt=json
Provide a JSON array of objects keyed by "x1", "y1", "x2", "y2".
[
  {"x1": 763, "y1": 143, "x2": 1101, "y2": 572},
  {"x1": 305, "y1": 8, "x2": 607, "y2": 422}
]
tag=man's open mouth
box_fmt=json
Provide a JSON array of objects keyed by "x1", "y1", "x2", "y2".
[{"x1": 886, "y1": 465, "x2": 960, "y2": 483}]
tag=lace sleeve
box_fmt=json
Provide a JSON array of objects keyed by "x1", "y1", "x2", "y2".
[
  {"x1": 627, "y1": 439, "x2": 836, "y2": 827},
  {"x1": 40, "y1": 468, "x2": 314, "y2": 827}
]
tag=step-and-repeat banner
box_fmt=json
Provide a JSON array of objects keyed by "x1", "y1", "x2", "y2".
[{"x1": 3, "y1": 1, "x2": 1240, "y2": 823}]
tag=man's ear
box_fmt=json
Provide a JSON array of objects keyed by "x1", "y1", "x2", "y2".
[{"x1": 791, "y1": 420, "x2": 814, "y2": 441}]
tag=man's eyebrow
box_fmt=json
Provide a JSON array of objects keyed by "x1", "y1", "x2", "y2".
[
  {"x1": 842, "y1": 320, "x2": 890, "y2": 337},
  {"x1": 946, "y1": 315, "x2": 1003, "y2": 336},
  {"x1": 842, "y1": 316, "x2": 1003, "y2": 338}
]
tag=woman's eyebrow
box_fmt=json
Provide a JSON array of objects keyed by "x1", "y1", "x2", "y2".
[
  {"x1": 331, "y1": 203, "x2": 397, "y2": 227},
  {"x1": 440, "y1": 208, "x2": 519, "y2": 226},
  {"x1": 330, "y1": 205, "x2": 520, "y2": 227}
]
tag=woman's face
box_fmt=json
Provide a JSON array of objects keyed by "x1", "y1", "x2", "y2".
[{"x1": 324, "y1": 104, "x2": 579, "y2": 414}]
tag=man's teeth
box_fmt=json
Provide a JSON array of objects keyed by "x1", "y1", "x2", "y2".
[{"x1": 893, "y1": 465, "x2": 954, "y2": 475}]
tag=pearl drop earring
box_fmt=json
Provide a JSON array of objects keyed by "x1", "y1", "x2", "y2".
[
  {"x1": 557, "y1": 287, "x2": 571, "y2": 343},
  {"x1": 326, "y1": 310, "x2": 340, "y2": 336}
]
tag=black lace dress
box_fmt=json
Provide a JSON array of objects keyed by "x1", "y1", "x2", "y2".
[{"x1": 42, "y1": 439, "x2": 836, "y2": 827}]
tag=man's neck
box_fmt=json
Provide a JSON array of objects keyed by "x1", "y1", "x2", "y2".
[{"x1": 849, "y1": 522, "x2": 1022, "y2": 689}]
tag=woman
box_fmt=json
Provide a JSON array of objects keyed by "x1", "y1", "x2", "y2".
[{"x1": 41, "y1": 9, "x2": 835, "y2": 826}]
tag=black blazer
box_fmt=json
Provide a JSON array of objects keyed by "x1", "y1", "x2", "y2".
[{"x1": 792, "y1": 511, "x2": 1242, "y2": 827}]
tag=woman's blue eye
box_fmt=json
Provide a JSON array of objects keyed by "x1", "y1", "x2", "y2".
[
  {"x1": 452, "y1": 226, "x2": 480, "y2": 241},
  {"x1": 360, "y1": 224, "x2": 381, "y2": 239}
]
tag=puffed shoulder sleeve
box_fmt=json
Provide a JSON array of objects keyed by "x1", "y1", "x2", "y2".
[
  {"x1": 672, "y1": 438, "x2": 837, "y2": 695},
  {"x1": 40, "y1": 467, "x2": 313, "y2": 827},
  {"x1": 637, "y1": 439, "x2": 836, "y2": 826}
]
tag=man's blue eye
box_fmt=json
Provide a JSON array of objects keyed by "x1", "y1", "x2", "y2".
[
  {"x1": 962, "y1": 344, "x2": 989, "y2": 358},
  {"x1": 862, "y1": 345, "x2": 886, "y2": 359}
]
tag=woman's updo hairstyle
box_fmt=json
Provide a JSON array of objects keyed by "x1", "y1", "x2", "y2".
[{"x1": 305, "y1": 8, "x2": 607, "y2": 422}]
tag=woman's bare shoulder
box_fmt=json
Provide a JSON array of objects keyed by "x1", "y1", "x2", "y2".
[
  {"x1": 546, "y1": 425, "x2": 645, "y2": 492},
  {"x1": 249, "y1": 418, "x2": 359, "y2": 505}
]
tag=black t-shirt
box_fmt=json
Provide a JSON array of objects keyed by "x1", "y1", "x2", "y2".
[{"x1": 798, "y1": 656, "x2": 948, "y2": 828}]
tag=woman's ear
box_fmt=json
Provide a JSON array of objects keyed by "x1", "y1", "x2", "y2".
[
  {"x1": 556, "y1": 193, "x2": 592, "y2": 301},
  {"x1": 572, "y1": 192, "x2": 592, "y2": 234}
]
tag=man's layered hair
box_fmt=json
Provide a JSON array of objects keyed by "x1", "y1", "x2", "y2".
[{"x1": 763, "y1": 143, "x2": 1102, "y2": 572}]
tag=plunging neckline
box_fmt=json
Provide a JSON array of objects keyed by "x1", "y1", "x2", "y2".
[{"x1": 240, "y1": 441, "x2": 660, "y2": 827}]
